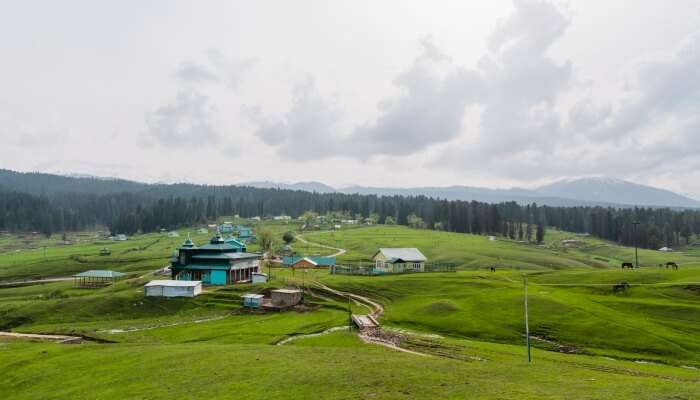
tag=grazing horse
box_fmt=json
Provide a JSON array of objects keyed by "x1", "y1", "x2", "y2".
[
  {"x1": 666, "y1": 262, "x2": 679, "y2": 270},
  {"x1": 621, "y1": 262, "x2": 634, "y2": 270},
  {"x1": 490, "y1": 266, "x2": 496, "y2": 272}
]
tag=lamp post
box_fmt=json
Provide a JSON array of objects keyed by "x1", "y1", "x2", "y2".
[{"x1": 632, "y1": 221, "x2": 640, "y2": 268}]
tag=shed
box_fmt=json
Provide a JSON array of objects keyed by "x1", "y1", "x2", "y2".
[
  {"x1": 73, "y1": 270, "x2": 125, "y2": 288},
  {"x1": 144, "y1": 280, "x2": 202, "y2": 297},
  {"x1": 270, "y1": 289, "x2": 302, "y2": 308},
  {"x1": 242, "y1": 293, "x2": 264, "y2": 308},
  {"x1": 252, "y1": 273, "x2": 268, "y2": 284},
  {"x1": 659, "y1": 247, "x2": 673, "y2": 252}
]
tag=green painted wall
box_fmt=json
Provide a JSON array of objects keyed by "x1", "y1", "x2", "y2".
[{"x1": 210, "y1": 270, "x2": 227, "y2": 285}]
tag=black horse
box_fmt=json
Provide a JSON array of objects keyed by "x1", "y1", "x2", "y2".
[
  {"x1": 621, "y1": 262, "x2": 634, "y2": 270},
  {"x1": 666, "y1": 262, "x2": 679, "y2": 270}
]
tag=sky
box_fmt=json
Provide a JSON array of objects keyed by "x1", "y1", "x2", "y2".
[{"x1": 1, "y1": 0, "x2": 700, "y2": 197}]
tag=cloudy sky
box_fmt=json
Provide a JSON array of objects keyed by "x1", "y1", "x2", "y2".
[{"x1": 2, "y1": 1, "x2": 700, "y2": 196}]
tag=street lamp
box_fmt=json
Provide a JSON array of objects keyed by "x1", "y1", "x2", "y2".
[{"x1": 632, "y1": 221, "x2": 640, "y2": 268}]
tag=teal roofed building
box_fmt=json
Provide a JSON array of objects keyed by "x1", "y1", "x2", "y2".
[
  {"x1": 234, "y1": 225, "x2": 256, "y2": 243},
  {"x1": 170, "y1": 234, "x2": 260, "y2": 285},
  {"x1": 282, "y1": 256, "x2": 336, "y2": 268}
]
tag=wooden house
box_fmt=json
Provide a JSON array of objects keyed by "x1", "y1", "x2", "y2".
[
  {"x1": 169, "y1": 234, "x2": 260, "y2": 285},
  {"x1": 373, "y1": 248, "x2": 427, "y2": 273},
  {"x1": 283, "y1": 256, "x2": 336, "y2": 268}
]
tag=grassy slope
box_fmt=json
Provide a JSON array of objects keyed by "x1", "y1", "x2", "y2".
[
  {"x1": 1, "y1": 336, "x2": 698, "y2": 400},
  {"x1": 1, "y1": 224, "x2": 700, "y2": 399}
]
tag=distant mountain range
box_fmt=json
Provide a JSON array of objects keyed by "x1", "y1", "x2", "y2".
[
  {"x1": 242, "y1": 177, "x2": 700, "y2": 209},
  {"x1": 1, "y1": 169, "x2": 697, "y2": 209}
]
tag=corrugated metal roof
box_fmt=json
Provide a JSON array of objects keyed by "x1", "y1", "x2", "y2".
[
  {"x1": 242, "y1": 293, "x2": 264, "y2": 299},
  {"x1": 73, "y1": 270, "x2": 125, "y2": 278},
  {"x1": 191, "y1": 252, "x2": 259, "y2": 260},
  {"x1": 376, "y1": 248, "x2": 426, "y2": 262},
  {"x1": 145, "y1": 280, "x2": 201, "y2": 287},
  {"x1": 282, "y1": 256, "x2": 336, "y2": 266}
]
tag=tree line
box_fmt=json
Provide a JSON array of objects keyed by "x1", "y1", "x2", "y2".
[{"x1": 1, "y1": 185, "x2": 699, "y2": 249}]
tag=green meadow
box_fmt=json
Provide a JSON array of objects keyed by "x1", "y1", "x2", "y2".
[{"x1": 1, "y1": 223, "x2": 699, "y2": 399}]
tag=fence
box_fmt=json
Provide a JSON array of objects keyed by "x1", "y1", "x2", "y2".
[{"x1": 330, "y1": 262, "x2": 456, "y2": 276}]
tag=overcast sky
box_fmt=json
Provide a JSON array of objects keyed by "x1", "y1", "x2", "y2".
[{"x1": 2, "y1": 1, "x2": 700, "y2": 196}]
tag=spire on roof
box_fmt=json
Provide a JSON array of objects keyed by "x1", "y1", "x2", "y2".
[{"x1": 181, "y1": 233, "x2": 196, "y2": 248}]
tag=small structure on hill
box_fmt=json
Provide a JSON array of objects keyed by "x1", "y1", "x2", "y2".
[
  {"x1": 267, "y1": 289, "x2": 302, "y2": 309},
  {"x1": 290, "y1": 257, "x2": 319, "y2": 269},
  {"x1": 252, "y1": 272, "x2": 268, "y2": 284},
  {"x1": 169, "y1": 234, "x2": 261, "y2": 285},
  {"x1": 283, "y1": 256, "x2": 336, "y2": 268},
  {"x1": 234, "y1": 225, "x2": 257, "y2": 243},
  {"x1": 114, "y1": 234, "x2": 127, "y2": 241},
  {"x1": 145, "y1": 280, "x2": 202, "y2": 297},
  {"x1": 242, "y1": 293, "x2": 264, "y2": 308},
  {"x1": 658, "y1": 246, "x2": 673, "y2": 252},
  {"x1": 219, "y1": 223, "x2": 234, "y2": 234},
  {"x1": 373, "y1": 248, "x2": 427, "y2": 273},
  {"x1": 99, "y1": 247, "x2": 111, "y2": 256},
  {"x1": 73, "y1": 270, "x2": 125, "y2": 288},
  {"x1": 167, "y1": 231, "x2": 180, "y2": 238}
]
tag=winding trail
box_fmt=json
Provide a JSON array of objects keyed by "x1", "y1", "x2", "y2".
[
  {"x1": 0, "y1": 331, "x2": 82, "y2": 343},
  {"x1": 295, "y1": 232, "x2": 347, "y2": 257}
]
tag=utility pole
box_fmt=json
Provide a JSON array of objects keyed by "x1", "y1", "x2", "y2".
[
  {"x1": 632, "y1": 221, "x2": 640, "y2": 268},
  {"x1": 348, "y1": 294, "x2": 352, "y2": 332},
  {"x1": 524, "y1": 275, "x2": 531, "y2": 364}
]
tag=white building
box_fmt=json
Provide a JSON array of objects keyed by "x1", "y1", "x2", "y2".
[
  {"x1": 144, "y1": 280, "x2": 202, "y2": 297},
  {"x1": 373, "y1": 248, "x2": 427, "y2": 273},
  {"x1": 274, "y1": 215, "x2": 292, "y2": 221},
  {"x1": 658, "y1": 247, "x2": 673, "y2": 252},
  {"x1": 252, "y1": 273, "x2": 268, "y2": 284}
]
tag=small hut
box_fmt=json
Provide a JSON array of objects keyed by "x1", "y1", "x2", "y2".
[
  {"x1": 144, "y1": 280, "x2": 201, "y2": 297},
  {"x1": 73, "y1": 270, "x2": 125, "y2": 288},
  {"x1": 269, "y1": 289, "x2": 302, "y2": 308},
  {"x1": 242, "y1": 293, "x2": 264, "y2": 308}
]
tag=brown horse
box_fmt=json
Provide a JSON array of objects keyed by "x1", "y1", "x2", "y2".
[{"x1": 666, "y1": 262, "x2": 679, "y2": 270}]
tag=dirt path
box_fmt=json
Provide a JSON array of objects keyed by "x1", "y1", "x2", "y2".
[
  {"x1": 311, "y1": 281, "x2": 383, "y2": 318},
  {"x1": 295, "y1": 233, "x2": 347, "y2": 257},
  {"x1": 97, "y1": 315, "x2": 228, "y2": 334},
  {"x1": 0, "y1": 277, "x2": 73, "y2": 287},
  {"x1": 0, "y1": 331, "x2": 82, "y2": 343}
]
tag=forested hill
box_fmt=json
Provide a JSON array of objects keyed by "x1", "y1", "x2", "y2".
[{"x1": 1, "y1": 169, "x2": 700, "y2": 250}]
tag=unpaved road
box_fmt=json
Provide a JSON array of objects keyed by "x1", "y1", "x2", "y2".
[{"x1": 295, "y1": 233, "x2": 347, "y2": 257}]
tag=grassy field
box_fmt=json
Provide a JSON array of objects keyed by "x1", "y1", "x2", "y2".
[{"x1": 1, "y1": 223, "x2": 699, "y2": 399}]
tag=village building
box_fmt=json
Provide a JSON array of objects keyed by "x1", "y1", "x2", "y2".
[
  {"x1": 219, "y1": 223, "x2": 234, "y2": 234},
  {"x1": 252, "y1": 272, "x2": 268, "y2": 284},
  {"x1": 273, "y1": 215, "x2": 292, "y2": 221},
  {"x1": 269, "y1": 289, "x2": 302, "y2": 308},
  {"x1": 73, "y1": 270, "x2": 125, "y2": 288},
  {"x1": 659, "y1": 247, "x2": 673, "y2": 252},
  {"x1": 145, "y1": 280, "x2": 202, "y2": 297},
  {"x1": 169, "y1": 234, "x2": 260, "y2": 285},
  {"x1": 372, "y1": 248, "x2": 427, "y2": 273},
  {"x1": 242, "y1": 293, "x2": 264, "y2": 308},
  {"x1": 234, "y1": 225, "x2": 256, "y2": 243},
  {"x1": 283, "y1": 256, "x2": 336, "y2": 269}
]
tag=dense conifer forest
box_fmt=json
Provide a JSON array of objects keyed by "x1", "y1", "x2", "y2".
[{"x1": 1, "y1": 169, "x2": 699, "y2": 249}]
